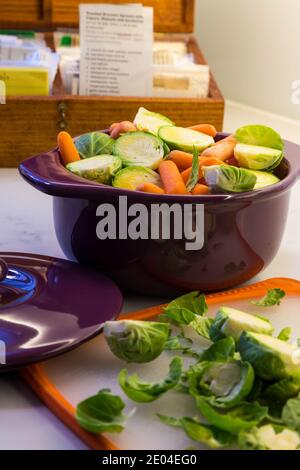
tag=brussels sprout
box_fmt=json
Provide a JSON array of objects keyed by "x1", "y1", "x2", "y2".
[
  {"x1": 234, "y1": 143, "x2": 283, "y2": 171},
  {"x1": 238, "y1": 424, "x2": 300, "y2": 450},
  {"x1": 238, "y1": 332, "x2": 300, "y2": 381},
  {"x1": 187, "y1": 359, "x2": 254, "y2": 408},
  {"x1": 282, "y1": 395, "x2": 300, "y2": 434},
  {"x1": 113, "y1": 166, "x2": 161, "y2": 191},
  {"x1": 75, "y1": 131, "x2": 114, "y2": 158},
  {"x1": 103, "y1": 320, "x2": 170, "y2": 363},
  {"x1": 158, "y1": 126, "x2": 214, "y2": 153},
  {"x1": 252, "y1": 170, "x2": 280, "y2": 190},
  {"x1": 133, "y1": 107, "x2": 175, "y2": 135},
  {"x1": 66, "y1": 155, "x2": 122, "y2": 184},
  {"x1": 113, "y1": 131, "x2": 164, "y2": 169},
  {"x1": 203, "y1": 165, "x2": 257, "y2": 193},
  {"x1": 209, "y1": 307, "x2": 274, "y2": 342},
  {"x1": 234, "y1": 124, "x2": 284, "y2": 151},
  {"x1": 263, "y1": 377, "x2": 300, "y2": 401}
]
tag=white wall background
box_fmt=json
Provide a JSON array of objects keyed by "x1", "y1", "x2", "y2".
[{"x1": 195, "y1": 0, "x2": 300, "y2": 120}]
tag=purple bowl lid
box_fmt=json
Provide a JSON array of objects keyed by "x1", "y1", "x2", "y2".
[{"x1": 0, "y1": 253, "x2": 123, "y2": 372}]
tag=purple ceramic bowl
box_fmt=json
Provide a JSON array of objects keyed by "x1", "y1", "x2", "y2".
[{"x1": 19, "y1": 133, "x2": 300, "y2": 297}]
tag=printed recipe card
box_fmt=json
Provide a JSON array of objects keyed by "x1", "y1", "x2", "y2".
[{"x1": 79, "y1": 3, "x2": 153, "y2": 96}]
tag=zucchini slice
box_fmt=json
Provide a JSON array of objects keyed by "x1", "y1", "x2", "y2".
[
  {"x1": 113, "y1": 166, "x2": 161, "y2": 191},
  {"x1": 113, "y1": 131, "x2": 164, "y2": 170},
  {"x1": 66, "y1": 155, "x2": 122, "y2": 184},
  {"x1": 158, "y1": 126, "x2": 214, "y2": 152}
]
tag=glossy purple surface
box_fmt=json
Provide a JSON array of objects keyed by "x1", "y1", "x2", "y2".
[
  {"x1": 19, "y1": 133, "x2": 300, "y2": 297},
  {"x1": 0, "y1": 253, "x2": 123, "y2": 371}
]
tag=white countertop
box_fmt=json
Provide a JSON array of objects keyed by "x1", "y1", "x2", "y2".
[{"x1": 0, "y1": 100, "x2": 300, "y2": 449}]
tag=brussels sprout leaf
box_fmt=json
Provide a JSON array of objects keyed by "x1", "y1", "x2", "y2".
[
  {"x1": 201, "y1": 337, "x2": 236, "y2": 361},
  {"x1": 164, "y1": 291, "x2": 208, "y2": 317},
  {"x1": 251, "y1": 288, "x2": 286, "y2": 307},
  {"x1": 118, "y1": 357, "x2": 182, "y2": 403},
  {"x1": 238, "y1": 425, "x2": 300, "y2": 450},
  {"x1": 282, "y1": 395, "x2": 300, "y2": 433},
  {"x1": 186, "y1": 147, "x2": 200, "y2": 192},
  {"x1": 277, "y1": 327, "x2": 292, "y2": 342},
  {"x1": 76, "y1": 389, "x2": 127, "y2": 434}
]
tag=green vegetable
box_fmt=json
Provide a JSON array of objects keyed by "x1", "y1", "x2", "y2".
[
  {"x1": 188, "y1": 316, "x2": 213, "y2": 340},
  {"x1": 201, "y1": 337, "x2": 236, "y2": 361},
  {"x1": 133, "y1": 107, "x2": 175, "y2": 136},
  {"x1": 263, "y1": 377, "x2": 300, "y2": 401},
  {"x1": 158, "y1": 415, "x2": 234, "y2": 449},
  {"x1": 250, "y1": 170, "x2": 280, "y2": 189},
  {"x1": 282, "y1": 395, "x2": 300, "y2": 434},
  {"x1": 195, "y1": 397, "x2": 268, "y2": 434},
  {"x1": 118, "y1": 356, "x2": 182, "y2": 403},
  {"x1": 188, "y1": 360, "x2": 254, "y2": 408},
  {"x1": 158, "y1": 126, "x2": 214, "y2": 153},
  {"x1": 203, "y1": 165, "x2": 257, "y2": 193},
  {"x1": 239, "y1": 424, "x2": 300, "y2": 450},
  {"x1": 164, "y1": 333, "x2": 195, "y2": 355},
  {"x1": 113, "y1": 131, "x2": 164, "y2": 169},
  {"x1": 66, "y1": 155, "x2": 122, "y2": 184},
  {"x1": 104, "y1": 320, "x2": 170, "y2": 363},
  {"x1": 238, "y1": 332, "x2": 300, "y2": 381},
  {"x1": 251, "y1": 288, "x2": 286, "y2": 307},
  {"x1": 278, "y1": 327, "x2": 292, "y2": 342},
  {"x1": 164, "y1": 291, "x2": 208, "y2": 317},
  {"x1": 234, "y1": 143, "x2": 283, "y2": 171},
  {"x1": 209, "y1": 306, "x2": 274, "y2": 342},
  {"x1": 113, "y1": 166, "x2": 161, "y2": 191},
  {"x1": 186, "y1": 147, "x2": 200, "y2": 192},
  {"x1": 75, "y1": 389, "x2": 127, "y2": 433},
  {"x1": 235, "y1": 124, "x2": 284, "y2": 151},
  {"x1": 75, "y1": 131, "x2": 114, "y2": 158}
]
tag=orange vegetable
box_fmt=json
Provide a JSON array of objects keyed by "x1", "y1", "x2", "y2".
[
  {"x1": 200, "y1": 157, "x2": 226, "y2": 167},
  {"x1": 192, "y1": 184, "x2": 211, "y2": 195},
  {"x1": 181, "y1": 166, "x2": 203, "y2": 184},
  {"x1": 188, "y1": 124, "x2": 217, "y2": 138},
  {"x1": 57, "y1": 131, "x2": 81, "y2": 166},
  {"x1": 214, "y1": 134, "x2": 237, "y2": 146},
  {"x1": 109, "y1": 121, "x2": 136, "y2": 139},
  {"x1": 138, "y1": 182, "x2": 165, "y2": 194},
  {"x1": 168, "y1": 150, "x2": 194, "y2": 170},
  {"x1": 159, "y1": 160, "x2": 187, "y2": 194},
  {"x1": 201, "y1": 141, "x2": 236, "y2": 161}
]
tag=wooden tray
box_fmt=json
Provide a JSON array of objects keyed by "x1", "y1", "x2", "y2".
[{"x1": 21, "y1": 278, "x2": 300, "y2": 450}]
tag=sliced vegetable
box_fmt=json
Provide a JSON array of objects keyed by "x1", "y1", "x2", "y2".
[
  {"x1": 57, "y1": 131, "x2": 81, "y2": 165},
  {"x1": 195, "y1": 397, "x2": 268, "y2": 434},
  {"x1": 66, "y1": 155, "x2": 122, "y2": 184},
  {"x1": 118, "y1": 356, "x2": 182, "y2": 403},
  {"x1": 158, "y1": 415, "x2": 234, "y2": 449},
  {"x1": 201, "y1": 337, "x2": 236, "y2": 362},
  {"x1": 209, "y1": 306, "x2": 274, "y2": 342},
  {"x1": 263, "y1": 377, "x2": 300, "y2": 401},
  {"x1": 238, "y1": 332, "x2": 300, "y2": 381},
  {"x1": 235, "y1": 124, "x2": 284, "y2": 151},
  {"x1": 75, "y1": 131, "x2": 114, "y2": 158},
  {"x1": 250, "y1": 170, "x2": 280, "y2": 189},
  {"x1": 203, "y1": 165, "x2": 257, "y2": 193},
  {"x1": 138, "y1": 182, "x2": 165, "y2": 194},
  {"x1": 158, "y1": 126, "x2": 214, "y2": 153},
  {"x1": 75, "y1": 389, "x2": 127, "y2": 434},
  {"x1": 159, "y1": 160, "x2": 187, "y2": 194},
  {"x1": 188, "y1": 124, "x2": 217, "y2": 138},
  {"x1": 113, "y1": 131, "x2": 164, "y2": 169},
  {"x1": 234, "y1": 143, "x2": 283, "y2": 171},
  {"x1": 113, "y1": 166, "x2": 161, "y2": 191},
  {"x1": 104, "y1": 320, "x2": 170, "y2": 363},
  {"x1": 201, "y1": 141, "x2": 235, "y2": 162},
  {"x1": 251, "y1": 288, "x2": 286, "y2": 307},
  {"x1": 239, "y1": 424, "x2": 300, "y2": 450},
  {"x1": 133, "y1": 107, "x2": 174, "y2": 136},
  {"x1": 186, "y1": 148, "x2": 200, "y2": 192}
]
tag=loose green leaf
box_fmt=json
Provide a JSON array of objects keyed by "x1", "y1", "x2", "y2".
[
  {"x1": 195, "y1": 397, "x2": 268, "y2": 434},
  {"x1": 251, "y1": 288, "x2": 286, "y2": 307},
  {"x1": 186, "y1": 147, "x2": 200, "y2": 192},
  {"x1": 282, "y1": 395, "x2": 300, "y2": 434},
  {"x1": 164, "y1": 307, "x2": 196, "y2": 326},
  {"x1": 277, "y1": 327, "x2": 292, "y2": 342},
  {"x1": 76, "y1": 389, "x2": 127, "y2": 434},
  {"x1": 164, "y1": 291, "x2": 208, "y2": 317},
  {"x1": 201, "y1": 337, "x2": 236, "y2": 361},
  {"x1": 118, "y1": 357, "x2": 182, "y2": 403},
  {"x1": 158, "y1": 415, "x2": 234, "y2": 449},
  {"x1": 189, "y1": 316, "x2": 213, "y2": 340}
]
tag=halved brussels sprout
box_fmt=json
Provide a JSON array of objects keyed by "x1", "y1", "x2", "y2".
[
  {"x1": 113, "y1": 131, "x2": 164, "y2": 169},
  {"x1": 234, "y1": 143, "x2": 283, "y2": 171},
  {"x1": 133, "y1": 107, "x2": 175, "y2": 135},
  {"x1": 203, "y1": 165, "x2": 257, "y2": 193},
  {"x1": 75, "y1": 131, "x2": 114, "y2": 158},
  {"x1": 263, "y1": 376, "x2": 300, "y2": 401},
  {"x1": 238, "y1": 332, "x2": 300, "y2": 381},
  {"x1": 209, "y1": 306, "x2": 274, "y2": 342},
  {"x1": 66, "y1": 155, "x2": 122, "y2": 184},
  {"x1": 103, "y1": 320, "x2": 170, "y2": 363},
  {"x1": 187, "y1": 359, "x2": 254, "y2": 408},
  {"x1": 239, "y1": 424, "x2": 300, "y2": 450},
  {"x1": 113, "y1": 166, "x2": 161, "y2": 191},
  {"x1": 158, "y1": 126, "x2": 214, "y2": 153},
  {"x1": 234, "y1": 125, "x2": 284, "y2": 151},
  {"x1": 251, "y1": 170, "x2": 280, "y2": 190}
]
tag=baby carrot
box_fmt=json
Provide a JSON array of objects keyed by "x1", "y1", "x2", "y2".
[
  {"x1": 201, "y1": 141, "x2": 235, "y2": 161},
  {"x1": 168, "y1": 150, "x2": 194, "y2": 170},
  {"x1": 57, "y1": 131, "x2": 80, "y2": 166},
  {"x1": 138, "y1": 182, "x2": 165, "y2": 194},
  {"x1": 192, "y1": 184, "x2": 211, "y2": 195},
  {"x1": 188, "y1": 124, "x2": 217, "y2": 138},
  {"x1": 200, "y1": 157, "x2": 226, "y2": 167},
  {"x1": 159, "y1": 160, "x2": 187, "y2": 194},
  {"x1": 181, "y1": 166, "x2": 203, "y2": 184},
  {"x1": 214, "y1": 134, "x2": 237, "y2": 146}
]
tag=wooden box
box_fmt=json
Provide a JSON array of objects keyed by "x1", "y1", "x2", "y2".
[{"x1": 0, "y1": 0, "x2": 224, "y2": 167}]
